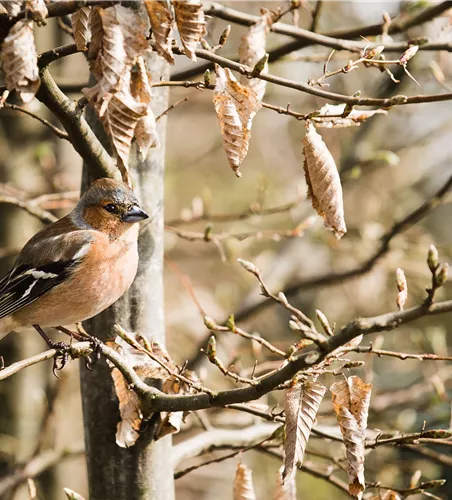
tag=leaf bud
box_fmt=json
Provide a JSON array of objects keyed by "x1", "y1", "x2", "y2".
[
  {"x1": 206, "y1": 335, "x2": 217, "y2": 358},
  {"x1": 252, "y1": 53, "x2": 269, "y2": 75},
  {"x1": 226, "y1": 313, "x2": 236, "y2": 331},
  {"x1": 237, "y1": 258, "x2": 259, "y2": 276},
  {"x1": 399, "y1": 45, "x2": 419, "y2": 65},
  {"x1": 427, "y1": 244, "x2": 439, "y2": 273},
  {"x1": 435, "y1": 263, "x2": 449, "y2": 287},
  {"x1": 204, "y1": 316, "x2": 218, "y2": 330},
  {"x1": 217, "y1": 25, "x2": 231, "y2": 49},
  {"x1": 204, "y1": 69, "x2": 211, "y2": 87}
]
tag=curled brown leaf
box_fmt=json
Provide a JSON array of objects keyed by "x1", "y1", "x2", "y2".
[
  {"x1": 331, "y1": 376, "x2": 372, "y2": 499},
  {"x1": 174, "y1": 0, "x2": 206, "y2": 62},
  {"x1": 0, "y1": 1, "x2": 22, "y2": 17},
  {"x1": 239, "y1": 11, "x2": 274, "y2": 102},
  {"x1": 144, "y1": 0, "x2": 174, "y2": 63},
  {"x1": 71, "y1": 6, "x2": 91, "y2": 51},
  {"x1": 283, "y1": 381, "x2": 326, "y2": 481},
  {"x1": 274, "y1": 466, "x2": 296, "y2": 500},
  {"x1": 1, "y1": 19, "x2": 39, "y2": 102},
  {"x1": 213, "y1": 65, "x2": 261, "y2": 177},
  {"x1": 302, "y1": 122, "x2": 346, "y2": 238},
  {"x1": 234, "y1": 462, "x2": 256, "y2": 500},
  {"x1": 315, "y1": 104, "x2": 387, "y2": 128}
]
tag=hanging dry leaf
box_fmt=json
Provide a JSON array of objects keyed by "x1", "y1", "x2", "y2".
[
  {"x1": 315, "y1": 104, "x2": 387, "y2": 128},
  {"x1": 111, "y1": 367, "x2": 142, "y2": 447},
  {"x1": 108, "y1": 331, "x2": 177, "y2": 447},
  {"x1": 71, "y1": 6, "x2": 91, "y2": 51},
  {"x1": 331, "y1": 376, "x2": 372, "y2": 499},
  {"x1": 283, "y1": 381, "x2": 326, "y2": 481},
  {"x1": 0, "y1": 1, "x2": 22, "y2": 17},
  {"x1": 274, "y1": 466, "x2": 297, "y2": 500},
  {"x1": 174, "y1": 0, "x2": 206, "y2": 61},
  {"x1": 239, "y1": 11, "x2": 274, "y2": 101},
  {"x1": 396, "y1": 267, "x2": 407, "y2": 311},
  {"x1": 1, "y1": 20, "x2": 39, "y2": 103},
  {"x1": 302, "y1": 122, "x2": 346, "y2": 238},
  {"x1": 84, "y1": 4, "x2": 149, "y2": 103},
  {"x1": 234, "y1": 462, "x2": 256, "y2": 500},
  {"x1": 144, "y1": 0, "x2": 174, "y2": 63},
  {"x1": 135, "y1": 112, "x2": 159, "y2": 159},
  {"x1": 88, "y1": 53, "x2": 154, "y2": 183},
  {"x1": 97, "y1": 83, "x2": 147, "y2": 183},
  {"x1": 25, "y1": 0, "x2": 47, "y2": 23},
  {"x1": 213, "y1": 65, "x2": 261, "y2": 177}
]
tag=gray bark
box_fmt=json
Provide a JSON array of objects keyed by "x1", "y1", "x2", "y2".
[{"x1": 79, "y1": 52, "x2": 174, "y2": 500}]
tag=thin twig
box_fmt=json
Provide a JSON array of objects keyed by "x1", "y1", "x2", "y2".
[
  {"x1": 1, "y1": 102, "x2": 69, "y2": 140},
  {"x1": 231, "y1": 173, "x2": 452, "y2": 323},
  {"x1": 350, "y1": 346, "x2": 452, "y2": 362},
  {"x1": 0, "y1": 194, "x2": 58, "y2": 224},
  {"x1": 156, "y1": 97, "x2": 189, "y2": 121}
]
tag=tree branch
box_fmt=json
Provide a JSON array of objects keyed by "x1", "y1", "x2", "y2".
[
  {"x1": 0, "y1": 194, "x2": 58, "y2": 225},
  {"x1": 171, "y1": 46, "x2": 452, "y2": 107},
  {"x1": 233, "y1": 173, "x2": 452, "y2": 322},
  {"x1": 36, "y1": 68, "x2": 116, "y2": 179},
  {"x1": 172, "y1": 1, "x2": 452, "y2": 80},
  {"x1": 1, "y1": 102, "x2": 69, "y2": 140},
  {"x1": 0, "y1": 443, "x2": 84, "y2": 497},
  {"x1": 134, "y1": 298, "x2": 452, "y2": 414}
]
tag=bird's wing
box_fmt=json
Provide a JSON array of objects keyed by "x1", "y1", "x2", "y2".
[{"x1": 0, "y1": 219, "x2": 94, "y2": 320}]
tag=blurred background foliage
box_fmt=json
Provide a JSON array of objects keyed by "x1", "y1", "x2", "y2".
[{"x1": 0, "y1": 1, "x2": 451, "y2": 499}]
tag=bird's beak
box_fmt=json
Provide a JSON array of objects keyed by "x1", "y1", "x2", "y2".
[{"x1": 122, "y1": 205, "x2": 149, "y2": 223}]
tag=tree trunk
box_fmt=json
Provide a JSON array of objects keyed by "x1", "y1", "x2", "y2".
[{"x1": 79, "y1": 52, "x2": 174, "y2": 500}]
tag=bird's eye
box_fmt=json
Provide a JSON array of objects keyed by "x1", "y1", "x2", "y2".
[{"x1": 104, "y1": 204, "x2": 119, "y2": 214}]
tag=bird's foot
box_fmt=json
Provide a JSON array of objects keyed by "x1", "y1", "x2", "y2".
[
  {"x1": 85, "y1": 337, "x2": 102, "y2": 371},
  {"x1": 50, "y1": 341, "x2": 71, "y2": 377}
]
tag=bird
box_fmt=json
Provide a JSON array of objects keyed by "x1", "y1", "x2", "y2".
[{"x1": 0, "y1": 178, "x2": 149, "y2": 349}]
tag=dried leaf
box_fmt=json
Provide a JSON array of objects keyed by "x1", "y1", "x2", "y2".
[
  {"x1": 283, "y1": 381, "x2": 326, "y2": 481},
  {"x1": 234, "y1": 462, "x2": 256, "y2": 500},
  {"x1": 88, "y1": 56, "x2": 153, "y2": 184},
  {"x1": 71, "y1": 6, "x2": 91, "y2": 51},
  {"x1": 135, "y1": 112, "x2": 159, "y2": 159},
  {"x1": 97, "y1": 83, "x2": 147, "y2": 183},
  {"x1": 64, "y1": 489, "x2": 86, "y2": 500},
  {"x1": 302, "y1": 122, "x2": 346, "y2": 238},
  {"x1": 108, "y1": 331, "x2": 178, "y2": 447},
  {"x1": 0, "y1": 1, "x2": 22, "y2": 17},
  {"x1": 25, "y1": 0, "x2": 47, "y2": 23},
  {"x1": 1, "y1": 20, "x2": 39, "y2": 103},
  {"x1": 315, "y1": 104, "x2": 387, "y2": 129},
  {"x1": 239, "y1": 11, "x2": 274, "y2": 101},
  {"x1": 396, "y1": 267, "x2": 407, "y2": 311},
  {"x1": 144, "y1": 0, "x2": 174, "y2": 63},
  {"x1": 158, "y1": 411, "x2": 183, "y2": 439},
  {"x1": 174, "y1": 0, "x2": 206, "y2": 61},
  {"x1": 274, "y1": 465, "x2": 297, "y2": 500},
  {"x1": 111, "y1": 367, "x2": 142, "y2": 448},
  {"x1": 131, "y1": 56, "x2": 159, "y2": 159},
  {"x1": 84, "y1": 4, "x2": 149, "y2": 103},
  {"x1": 213, "y1": 65, "x2": 261, "y2": 177},
  {"x1": 331, "y1": 376, "x2": 372, "y2": 499}
]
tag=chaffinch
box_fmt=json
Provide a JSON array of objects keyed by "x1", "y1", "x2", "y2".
[{"x1": 0, "y1": 178, "x2": 148, "y2": 343}]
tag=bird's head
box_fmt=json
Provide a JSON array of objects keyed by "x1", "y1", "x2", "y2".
[{"x1": 74, "y1": 178, "x2": 149, "y2": 237}]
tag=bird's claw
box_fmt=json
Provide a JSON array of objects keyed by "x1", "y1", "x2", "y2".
[
  {"x1": 85, "y1": 337, "x2": 102, "y2": 370},
  {"x1": 51, "y1": 341, "x2": 71, "y2": 377}
]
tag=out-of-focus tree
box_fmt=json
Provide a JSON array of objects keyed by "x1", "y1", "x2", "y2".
[{"x1": 0, "y1": 2, "x2": 452, "y2": 500}]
